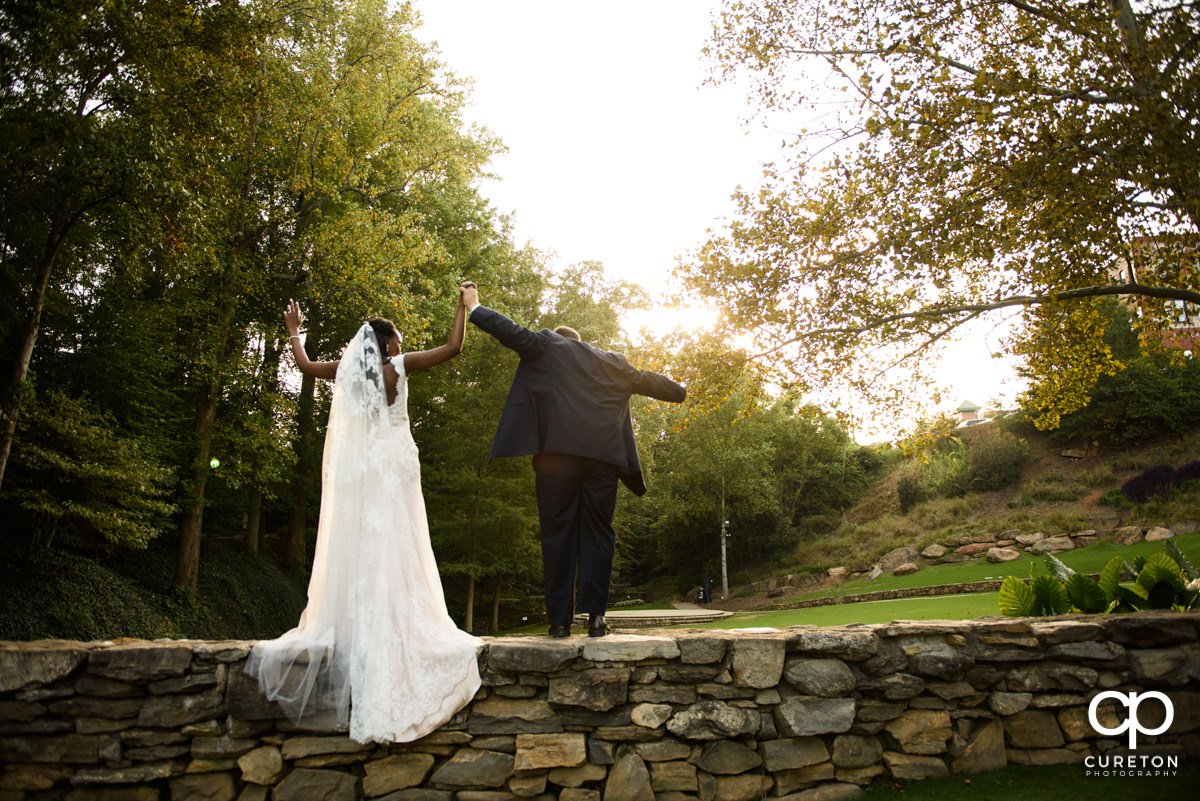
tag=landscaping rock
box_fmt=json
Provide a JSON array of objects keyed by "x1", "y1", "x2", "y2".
[
  {"x1": 1113, "y1": 525, "x2": 1144, "y2": 545},
  {"x1": 986, "y1": 547, "x2": 1022, "y2": 563},
  {"x1": 878, "y1": 547, "x2": 920, "y2": 572},
  {"x1": 1145, "y1": 526, "x2": 1175, "y2": 541}
]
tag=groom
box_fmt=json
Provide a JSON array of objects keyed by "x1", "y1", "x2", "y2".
[{"x1": 461, "y1": 283, "x2": 686, "y2": 638}]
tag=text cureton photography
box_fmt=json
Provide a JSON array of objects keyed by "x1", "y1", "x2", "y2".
[{"x1": 1083, "y1": 753, "x2": 1180, "y2": 778}]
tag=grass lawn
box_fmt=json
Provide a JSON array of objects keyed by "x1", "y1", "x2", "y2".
[
  {"x1": 763, "y1": 533, "x2": 1200, "y2": 601},
  {"x1": 860, "y1": 762, "x2": 1199, "y2": 801},
  {"x1": 494, "y1": 533, "x2": 1200, "y2": 634},
  {"x1": 676, "y1": 533, "x2": 1200, "y2": 629},
  {"x1": 679, "y1": 592, "x2": 1004, "y2": 629}
]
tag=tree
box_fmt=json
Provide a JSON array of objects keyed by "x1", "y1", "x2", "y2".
[
  {"x1": 0, "y1": 0, "x2": 258, "y2": 490},
  {"x1": 163, "y1": 0, "x2": 499, "y2": 590},
  {"x1": 683, "y1": 0, "x2": 1200, "y2": 430}
]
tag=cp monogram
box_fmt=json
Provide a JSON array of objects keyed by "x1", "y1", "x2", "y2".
[{"x1": 1088, "y1": 690, "x2": 1175, "y2": 749}]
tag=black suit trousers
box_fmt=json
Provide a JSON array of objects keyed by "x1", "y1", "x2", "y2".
[{"x1": 532, "y1": 453, "x2": 619, "y2": 626}]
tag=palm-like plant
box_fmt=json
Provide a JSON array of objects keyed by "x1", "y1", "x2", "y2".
[{"x1": 999, "y1": 541, "x2": 1199, "y2": 617}]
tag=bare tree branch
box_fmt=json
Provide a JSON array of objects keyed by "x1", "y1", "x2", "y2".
[{"x1": 754, "y1": 282, "x2": 1200, "y2": 358}]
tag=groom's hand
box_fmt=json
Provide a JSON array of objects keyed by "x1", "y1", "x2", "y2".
[{"x1": 459, "y1": 281, "x2": 479, "y2": 310}]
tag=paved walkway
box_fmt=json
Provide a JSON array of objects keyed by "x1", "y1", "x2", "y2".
[{"x1": 574, "y1": 602, "x2": 733, "y2": 628}]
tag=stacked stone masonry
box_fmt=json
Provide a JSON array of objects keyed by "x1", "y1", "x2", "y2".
[{"x1": 1, "y1": 611, "x2": 1198, "y2": 801}]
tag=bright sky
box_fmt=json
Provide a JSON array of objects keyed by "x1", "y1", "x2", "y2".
[{"x1": 412, "y1": 1, "x2": 1027, "y2": 439}]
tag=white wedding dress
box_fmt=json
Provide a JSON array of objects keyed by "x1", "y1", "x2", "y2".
[{"x1": 247, "y1": 324, "x2": 481, "y2": 744}]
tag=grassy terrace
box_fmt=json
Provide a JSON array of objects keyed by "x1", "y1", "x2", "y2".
[{"x1": 676, "y1": 533, "x2": 1200, "y2": 630}]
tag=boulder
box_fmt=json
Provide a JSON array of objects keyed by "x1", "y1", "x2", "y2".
[
  {"x1": 1145, "y1": 526, "x2": 1175, "y2": 542},
  {"x1": 986, "y1": 547, "x2": 1022, "y2": 563},
  {"x1": 1112, "y1": 525, "x2": 1144, "y2": 545},
  {"x1": 878, "y1": 547, "x2": 920, "y2": 572}
]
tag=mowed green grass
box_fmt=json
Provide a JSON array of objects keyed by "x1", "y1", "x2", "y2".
[
  {"x1": 676, "y1": 533, "x2": 1200, "y2": 630},
  {"x1": 777, "y1": 533, "x2": 1200, "y2": 600},
  {"x1": 686, "y1": 592, "x2": 1004, "y2": 629}
]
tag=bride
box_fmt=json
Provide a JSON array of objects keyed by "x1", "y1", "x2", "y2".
[{"x1": 247, "y1": 283, "x2": 481, "y2": 744}]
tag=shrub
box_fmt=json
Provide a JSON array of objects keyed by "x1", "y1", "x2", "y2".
[
  {"x1": 1178, "y1": 461, "x2": 1200, "y2": 488},
  {"x1": 965, "y1": 429, "x2": 1033, "y2": 491},
  {"x1": 897, "y1": 476, "x2": 923, "y2": 514},
  {"x1": 2, "y1": 389, "x2": 177, "y2": 550},
  {"x1": 921, "y1": 444, "x2": 968, "y2": 499},
  {"x1": 1076, "y1": 465, "x2": 1117, "y2": 487},
  {"x1": 1121, "y1": 464, "x2": 1179, "y2": 504}
]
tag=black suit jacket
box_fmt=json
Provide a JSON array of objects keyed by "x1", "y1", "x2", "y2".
[{"x1": 470, "y1": 306, "x2": 687, "y2": 495}]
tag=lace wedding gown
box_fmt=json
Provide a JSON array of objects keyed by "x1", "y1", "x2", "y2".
[{"x1": 247, "y1": 324, "x2": 481, "y2": 744}]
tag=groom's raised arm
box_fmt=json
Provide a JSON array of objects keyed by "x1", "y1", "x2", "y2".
[{"x1": 464, "y1": 284, "x2": 547, "y2": 360}]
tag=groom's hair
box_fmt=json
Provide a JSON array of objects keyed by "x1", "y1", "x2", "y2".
[{"x1": 553, "y1": 325, "x2": 581, "y2": 341}]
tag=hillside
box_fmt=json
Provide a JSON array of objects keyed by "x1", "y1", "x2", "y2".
[{"x1": 695, "y1": 420, "x2": 1200, "y2": 611}]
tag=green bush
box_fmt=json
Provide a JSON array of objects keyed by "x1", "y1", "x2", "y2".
[
  {"x1": 897, "y1": 476, "x2": 923, "y2": 513},
  {"x1": 920, "y1": 439, "x2": 968, "y2": 498},
  {"x1": 2, "y1": 389, "x2": 176, "y2": 550},
  {"x1": 964, "y1": 429, "x2": 1033, "y2": 491}
]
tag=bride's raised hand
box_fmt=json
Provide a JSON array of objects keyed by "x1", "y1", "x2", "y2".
[{"x1": 284, "y1": 299, "x2": 305, "y2": 336}]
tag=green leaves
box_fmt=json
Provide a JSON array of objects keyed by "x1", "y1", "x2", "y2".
[
  {"x1": 1064, "y1": 573, "x2": 1109, "y2": 614},
  {"x1": 1000, "y1": 547, "x2": 1197, "y2": 617},
  {"x1": 3, "y1": 389, "x2": 176, "y2": 550},
  {"x1": 998, "y1": 575, "x2": 1069, "y2": 617},
  {"x1": 689, "y1": 0, "x2": 1200, "y2": 433}
]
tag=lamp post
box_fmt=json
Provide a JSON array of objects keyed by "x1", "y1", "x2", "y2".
[{"x1": 720, "y1": 517, "x2": 730, "y2": 601}]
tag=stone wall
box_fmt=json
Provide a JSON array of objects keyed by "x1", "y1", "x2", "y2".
[{"x1": 1, "y1": 612, "x2": 1198, "y2": 801}]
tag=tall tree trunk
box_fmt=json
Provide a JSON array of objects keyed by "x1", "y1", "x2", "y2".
[
  {"x1": 490, "y1": 573, "x2": 504, "y2": 634},
  {"x1": 246, "y1": 339, "x2": 280, "y2": 554},
  {"x1": 174, "y1": 382, "x2": 220, "y2": 590},
  {"x1": 0, "y1": 241, "x2": 61, "y2": 492},
  {"x1": 245, "y1": 489, "x2": 263, "y2": 552},
  {"x1": 173, "y1": 290, "x2": 238, "y2": 591},
  {"x1": 464, "y1": 574, "x2": 475, "y2": 633},
  {"x1": 285, "y1": 368, "x2": 317, "y2": 570}
]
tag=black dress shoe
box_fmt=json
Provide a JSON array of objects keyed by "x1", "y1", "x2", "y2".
[
  {"x1": 548, "y1": 625, "x2": 571, "y2": 639},
  {"x1": 588, "y1": 615, "x2": 607, "y2": 638}
]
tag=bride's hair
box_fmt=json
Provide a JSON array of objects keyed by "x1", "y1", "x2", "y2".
[{"x1": 366, "y1": 318, "x2": 399, "y2": 361}]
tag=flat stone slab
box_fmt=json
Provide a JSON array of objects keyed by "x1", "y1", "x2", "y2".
[{"x1": 573, "y1": 609, "x2": 734, "y2": 628}]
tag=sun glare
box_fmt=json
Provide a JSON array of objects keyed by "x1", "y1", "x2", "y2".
[{"x1": 622, "y1": 303, "x2": 722, "y2": 340}]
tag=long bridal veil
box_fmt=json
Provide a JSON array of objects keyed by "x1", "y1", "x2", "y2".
[{"x1": 246, "y1": 323, "x2": 392, "y2": 729}]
